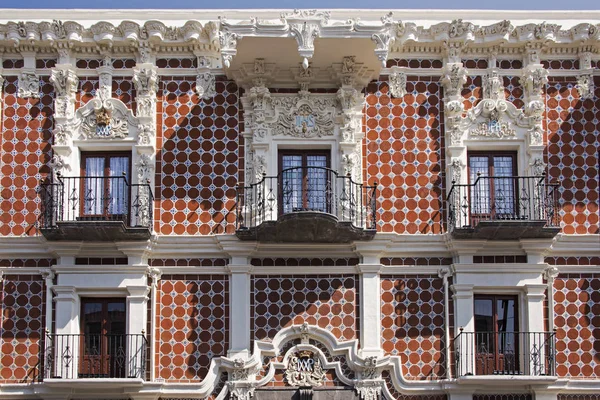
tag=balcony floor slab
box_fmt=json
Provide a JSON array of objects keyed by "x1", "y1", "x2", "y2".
[
  {"x1": 41, "y1": 221, "x2": 151, "y2": 241},
  {"x1": 236, "y1": 212, "x2": 376, "y2": 243}
]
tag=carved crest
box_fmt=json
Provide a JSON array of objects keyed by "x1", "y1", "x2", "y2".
[
  {"x1": 285, "y1": 350, "x2": 325, "y2": 387},
  {"x1": 96, "y1": 107, "x2": 112, "y2": 127}
]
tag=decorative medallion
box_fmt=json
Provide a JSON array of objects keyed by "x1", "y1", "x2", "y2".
[{"x1": 285, "y1": 350, "x2": 325, "y2": 387}]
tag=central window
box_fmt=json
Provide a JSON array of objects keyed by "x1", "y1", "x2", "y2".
[
  {"x1": 80, "y1": 152, "x2": 131, "y2": 219},
  {"x1": 278, "y1": 150, "x2": 331, "y2": 214},
  {"x1": 468, "y1": 152, "x2": 517, "y2": 219}
]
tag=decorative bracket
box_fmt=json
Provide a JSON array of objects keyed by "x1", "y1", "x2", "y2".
[
  {"x1": 219, "y1": 29, "x2": 239, "y2": 68},
  {"x1": 282, "y1": 10, "x2": 331, "y2": 69}
]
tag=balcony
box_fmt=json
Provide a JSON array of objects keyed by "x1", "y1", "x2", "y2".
[
  {"x1": 447, "y1": 175, "x2": 560, "y2": 240},
  {"x1": 39, "y1": 175, "x2": 153, "y2": 241},
  {"x1": 44, "y1": 333, "x2": 148, "y2": 380},
  {"x1": 235, "y1": 166, "x2": 377, "y2": 242},
  {"x1": 453, "y1": 331, "x2": 556, "y2": 378}
]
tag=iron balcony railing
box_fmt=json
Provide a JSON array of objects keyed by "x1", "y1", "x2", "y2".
[
  {"x1": 44, "y1": 333, "x2": 148, "y2": 380},
  {"x1": 40, "y1": 174, "x2": 153, "y2": 230},
  {"x1": 453, "y1": 330, "x2": 556, "y2": 377},
  {"x1": 236, "y1": 166, "x2": 377, "y2": 230},
  {"x1": 447, "y1": 175, "x2": 559, "y2": 231}
]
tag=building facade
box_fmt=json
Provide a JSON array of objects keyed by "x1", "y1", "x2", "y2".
[{"x1": 0, "y1": 8, "x2": 599, "y2": 400}]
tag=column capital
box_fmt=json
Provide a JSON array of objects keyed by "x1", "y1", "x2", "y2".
[
  {"x1": 356, "y1": 263, "x2": 382, "y2": 274},
  {"x1": 227, "y1": 264, "x2": 254, "y2": 274},
  {"x1": 53, "y1": 285, "x2": 76, "y2": 302},
  {"x1": 451, "y1": 283, "x2": 474, "y2": 299},
  {"x1": 525, "y1": 283, "x2": 547, "y2": 299},
  {"x1": 126, "y1": 285, "x2": 151, "y2": 299}
]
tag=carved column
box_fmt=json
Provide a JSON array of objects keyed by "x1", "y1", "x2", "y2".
[
  {"x1": 441, "y1": 61, "x2": 468, "y2": 229},
  {"x1": 49, "y1": 65, "x2": 78, "y2": 180},
  {"x1": 336, "y1": 85, "x2": 364, "y2": 183},
  {"x1": 242, "y1": 60, "x2": 272, "y2": 183},
  {"x1": 441, "y1": 62, "x2": 468, "y2": 184},
  {"x1": 132, "y1": 64, "x2": 158, "y2": 228},
  {"x1": 520, "y1": 56, "x2": 548, "y2": 176}
]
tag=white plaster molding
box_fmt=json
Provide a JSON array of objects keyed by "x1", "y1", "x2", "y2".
[
  {"x1": 18, "y1": 70, "x2": 39, "y2": 98},
  {"x1": 388, "y1": 67, "x2": 407, "y2": 98},
  {"x1": 50, "y1": 67, "x2": 78, "y2": 119},
  {"x1": 576, "y1": 73, "x2": 594, "y2": 100},
  {"x1": 132, "y1": 65, "x2": 158, "y2": 97},
  {"x1": 218, "y1": 28, "x2": 238, "y2": 68}
]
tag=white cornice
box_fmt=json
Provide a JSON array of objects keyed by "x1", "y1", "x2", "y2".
[{"x1": 1, "y1": 10, "x2": 600, "y2": 26}]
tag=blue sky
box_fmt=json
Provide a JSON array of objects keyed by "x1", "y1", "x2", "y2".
[{"x1": 0, "y1": 0, "x2": 598, "y2": 9}]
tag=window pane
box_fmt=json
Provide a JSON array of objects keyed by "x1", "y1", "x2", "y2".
[
  {"x1": 497, "y1": 298, "x2": 517, "y2": 355},
  {"x1": 493, "y1": 156, "x2": 515, "y2": 216},
  {"x1": 469, "y1": 156, "x2": 490, "y2": 214},
  {"x1": 307, "y1": 155, "x2": 328, "y2": 212},
  {"x1": 109, "y1": 157, "x2": 129, "y2": 216},
  {"x1": 84, "y1": 158, "x2": 105, "y2": 215},
  {"x1": 281, "y1": 155, "x2": 303, "y2": 213},
  {"x1": 475, "y1": 298, "x2": 494, "y2": 354}
]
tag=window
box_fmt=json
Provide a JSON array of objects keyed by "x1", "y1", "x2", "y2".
[
  {"x1": 468, "y1": 152, "x2": 517, "y2": 218},
  {"x1": 80, "y1": 298, "x2": 126, "y2": 378},
  {"x1": 474, "y1": 295, "x2": 519, "y2": 375},
  {"x1": 278, "y1": 150, "x2": 331, "y2": 214},
  {"x1": 80, "y1": 152, "x2": 130, "y2": 219}
]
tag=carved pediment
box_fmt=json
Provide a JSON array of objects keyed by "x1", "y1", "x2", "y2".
[
  {"x1": 461, "y1": 98, "x2": 529, "y2": 134},
  {"x1": 74, "y1": 98, "x2": 139, "y2": 140}
]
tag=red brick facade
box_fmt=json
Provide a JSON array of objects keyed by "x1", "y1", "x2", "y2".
[
  {"x1": 0, "y1": 11, "x2": 599, "y2": 400},
  {"x1": 0, "y1": 274, "x2": 45, "y2": 383}
]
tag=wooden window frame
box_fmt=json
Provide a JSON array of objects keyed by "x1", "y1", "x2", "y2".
[
  {"x1": 474, "y1": 294, "x2": 520, "y2": 375},
  {"x1": 278, "y1": 150, "x2": 332, "y2": 214},
  {"x1": 468, "y1": 151, "x2": 518, "y2": 220},
  {"x1": 79, "y1": 152, "x2": 132, "y2": 220},
  {"x1": 79, "y1": 298, "x2": 127, "y2": 378}
]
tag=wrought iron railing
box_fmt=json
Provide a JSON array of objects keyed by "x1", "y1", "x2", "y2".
[
  {"x1": 447, "y1": 175, "x2": 559, "y2": 231},
  {"x1": 236, "y1": 167, "x2": 377, "y2": 230},
  {"x1": 43, "y1": 333, "x2": 148, "y2": 379},
  {"x1": 453, "y1": 330, "x2": 556, "y2": 377},
  {"x1": 39, "y1": 175, "x2": 153, "y2": 230}
]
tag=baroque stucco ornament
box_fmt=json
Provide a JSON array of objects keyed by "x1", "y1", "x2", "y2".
[
  {"x1": 269, "y1": 96, "x2": 336, "y2": 139},
  {"x1": 74, "y1": 98, "x2": 139, "y2": 140},
  {"x1": 388, "y1": 68, "x2": 407, "y2": 98},
  {"x1": 18, "y1": 72, "x2": 40, "y2": 98},
  {"x1": 195, "y1": 72, "x2": 216, "y2": 99}
]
